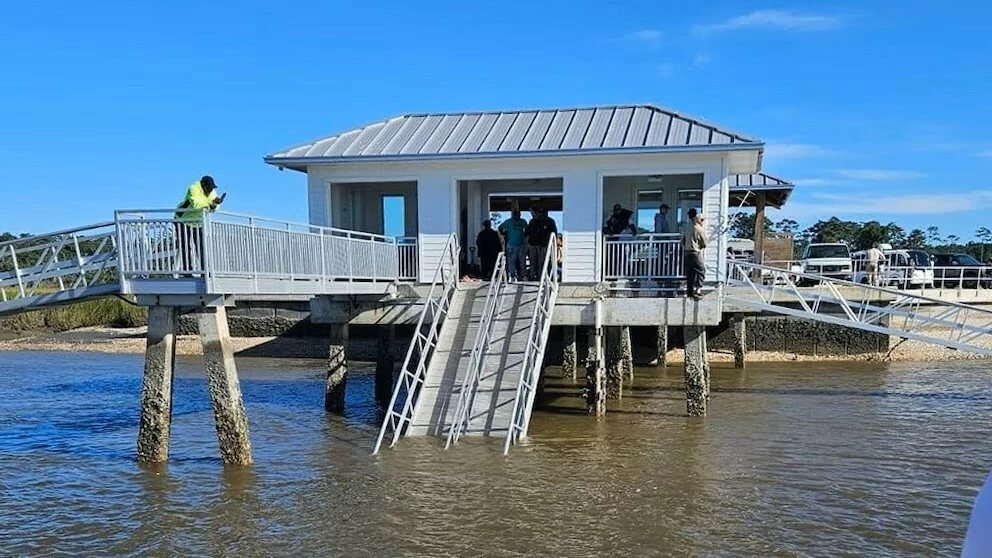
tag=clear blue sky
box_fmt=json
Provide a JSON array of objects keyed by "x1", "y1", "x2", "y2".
[{"x1": 2, "y1": 1, "x2": 990, "y2": 240}]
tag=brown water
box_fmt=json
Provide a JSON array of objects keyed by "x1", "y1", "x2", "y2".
[{"x1": 0, "y1": 351, "x2": 989, "y2": 557}]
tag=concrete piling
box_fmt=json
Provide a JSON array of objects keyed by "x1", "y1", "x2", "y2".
[
  {"x1": 654, "y1": 326, "x2": 668, "y2": 369},
  {"x1": 137, "y1": 306, "x2": 178, "y2": 464},
  {"x1": 702, "y1": 326, "x2": 711, "y2": 401},
  {"x1": 683, "y1": 325, "x2": 708, "y2": 417},
  {"x1": 561, "y1": 326, "x2": 577, "y2": 380},
  {"x1": 584, "y1": 326, "x2": 606, "y2": 416},
  {"x1": 325, "y1": 323, "x2": 349, "y2": 413},
  {"x1": 197, "y1": 306, "x2": 253, "y2": 466},
  {"x1": 375, "y1": 325, "x2": 395, "y2": 406},
  {"x1": 620, "y1": 326, "x2": 634, "y2": 382},
  {"x1": 605, "y1": 327, "x2": 623, "y2": 400},
  {"x1": 732, "y1": 315, "x2": 747, "y2": 369}
]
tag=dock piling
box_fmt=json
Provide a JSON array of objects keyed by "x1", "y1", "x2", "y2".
[
  {"x1": 325, "y1": 323, "x2": 349, "y2": 413},
  {"x1": 562, "y1": 326, "x2": 577, "y2": 380},
  {"x1": 620, "y1": 326, "x2": 634, "y2": 382},
  {"x1": 584, "y1": 326, "x2": 606, "y2": 416},
  {"x1": 375, "y1": 325, "x2": 395, "y2": 406},
  {"x1": 198, "y1": 306, "x2": 253, "y2": 466},
  {"x1": 654, "y1": 326, "x2": 668, "y2": 368},
  {"x1": 605, "y1": 327, "x2": 624, "y2": 399},
  {"x1": 683, "y1": 325, "x2": 708, "y2": 416},
  {"x1": 732, "y1": 315, "x2": 747, "y2": 370},
  {"x1": 137, "y1": 306, "x2": 178, "y2": 464}
]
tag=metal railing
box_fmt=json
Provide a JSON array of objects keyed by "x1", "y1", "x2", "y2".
[
  {"x1": 397, "y1": 237, "x2": 419, "y2": 282},
  {"x1": 726, "y1": 260, "x2": 992, "y2": 356},
  {"x1": 116, "y1": 209, "x2": 407, "y2": 294},
  {"x1": 603, "y1": 233, "x2": 683, "y2": 281},
  {"x1": 0, "y1": 222, "x2": 119, "y2": 311},
  {"x1": 374, "y1": 234, "x2": 460, "y2": 454},
  {"x1": 445, "y1": 251, "x2": 508, "y2": 449},
  {"x1": 503, "y1": 235, "x2": 560, "y2": 454}
]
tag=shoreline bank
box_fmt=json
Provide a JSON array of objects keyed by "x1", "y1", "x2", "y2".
[{"x1": 0, "y1": 326, "x2": 986, "y2": 364}]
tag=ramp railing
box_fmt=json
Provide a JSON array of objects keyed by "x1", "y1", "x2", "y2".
[
  {"x1": 374, "y1": 234, "x2": 460, "y2": 454},
  {"x1": 503, "y1": 236, "x2": 560, "y2": 454},
  {"x1": 0, "y1": 222, "x2": 119, "y2": 313},
  {"x1": 726, "y1": 260, "x2": 992, "y2": 356},
  {"x1": 445, "y1": 252, "x2": 508, "y2": 449}
]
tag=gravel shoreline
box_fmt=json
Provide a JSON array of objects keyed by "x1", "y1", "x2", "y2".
[{"x1": 0, "y1": 326, "x2": 988, "y2": 363}]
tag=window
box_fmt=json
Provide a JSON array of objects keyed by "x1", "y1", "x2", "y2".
[
  {"x1": 635, "y1": 190, "x2": 664, "y2": 232},
  {"x1": 382, "y1": 195, "x2": 405, "y2": 237},
  {"x1": 676, "y1": 190, "x2": 703, "y2": 226}
]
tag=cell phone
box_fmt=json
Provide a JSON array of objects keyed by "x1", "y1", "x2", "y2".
[{"x1": 219, "y1": 192, "x2": 227, "y2": 202}]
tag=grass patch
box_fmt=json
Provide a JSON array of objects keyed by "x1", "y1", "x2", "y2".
[{"x1": 0, "y1": 297, "x2": 147, "y2": 332}]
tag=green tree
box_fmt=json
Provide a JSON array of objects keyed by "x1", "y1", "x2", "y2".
[
  {"x1": 856, "y1": 220, "x2": 888, "y2": 249},
  {"x1": 976, "y1": 227, "x2": 992, "y2": 261},
  {"x1": 728, "y1": 212, "x2": 772, "y2": 239},
  {"x1": 774, "y1": 218, "x2": 799, "y2": 234},
  {"x1": 904, "y1": 229, "x2": 927, "y2": 249},
  {"x1": 925, "y1": 226, "x2": 942, "y2": 246}
]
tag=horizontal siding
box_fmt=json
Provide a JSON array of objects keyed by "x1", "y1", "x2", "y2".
[
  {"x1": 702, "y1": 181, "x2": 723, "y2": 282},
  {"x1": 563, "y1": 232, "x2": 598, "y2": 283},
  {"x1": 418, "y1": 234, "x2": 452, "y2": 283}
]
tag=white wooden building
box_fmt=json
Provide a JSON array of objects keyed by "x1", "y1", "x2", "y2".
[{"x1": 265, "y1": 104, "x2": 769, "y2": 288}]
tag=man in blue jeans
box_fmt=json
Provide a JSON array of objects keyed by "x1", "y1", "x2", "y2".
[{"x1": 498, "y1": 209, "x2": 528, "y2": 281}]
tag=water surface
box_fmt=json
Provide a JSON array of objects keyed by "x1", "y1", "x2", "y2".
[{"x1": 0, "y1": 351, "x2": 988, "y2": 556}]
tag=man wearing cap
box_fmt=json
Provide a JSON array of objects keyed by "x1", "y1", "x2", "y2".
[
  {"x1": 682, "y1": 208, "x2": 707, "y2": 299},
  {"x1": 175, "y1": 175, "x2": 225, "y2": 272},
  {"x1": 654, "y1": 204, "x2": 672, "y2": 234}
]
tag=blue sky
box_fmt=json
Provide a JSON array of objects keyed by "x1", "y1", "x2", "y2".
[{"x1": 1, "y1": 1, "x2": 990, "y2": 239}]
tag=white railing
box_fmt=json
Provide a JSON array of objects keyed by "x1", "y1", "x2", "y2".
[
  {"x1": 397, "y1": 237, "x2": 419, "y2": 282},
  {"x1": 116, "y1": 209, "x2": 409, "y2": 293},
  {"x1": 603, "y1": 233, "x2": 683, "y2": 281},
  {"x1": 503, "y1": 235, "x2": 560, "y2": 454},
  {"x1": 0, "y1": 222, "x2": 118, "y2": 309},
  {"x1": 726, "y1": 260, "x2": 992, "y2": 356},
  {"x1": 374, "y1": 234, "x2": 459, "y2": 454},
  {"x1": 445, "y1": 251, "x2": 508, "y2": 449}
]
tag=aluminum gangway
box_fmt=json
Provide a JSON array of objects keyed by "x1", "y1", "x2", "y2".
[
  {"x1": 375, "y1": 236, "x2": 559, "y2": 453},
  {"x1": 726, "y1": 260, "x2": 992, "y2": 356},
  {"x1": 0, "y1": 209, "x2": 420, "y2": 317}
]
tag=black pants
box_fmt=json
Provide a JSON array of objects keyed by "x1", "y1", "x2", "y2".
[
  {"x1": 173, "y1": 222, "x2": 203, "y2": 272},
  {"x1": 684, "y1": 250, "x2": 706, "y2": 295},
  {"x1": 480, "y1": 253, "x2": 498, "y2": 279}
]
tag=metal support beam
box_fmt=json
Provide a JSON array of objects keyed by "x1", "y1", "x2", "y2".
[
  {"x1": 683, "y1": 326, "x2": 707, "y2": 416},
  {"x1": 137, "y1": 306, "x2": 178, "y2": 464},
  {"x1": 197, "y1": 306, "x2": 253, "y2": 466},
  {"x1": 326, "y1": 323, "x2": 349, "y2": 413}
]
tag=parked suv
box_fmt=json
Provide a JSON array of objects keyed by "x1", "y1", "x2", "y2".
[
  {"x1": 799, "y1": 243, "x2": 852, "y2": 284},
  {"x1": 931, "y1": 253, "x2": 992, "y2": 289},
  {"x1": 852, "y1": 247, "x2": 934, "y2": 289}
]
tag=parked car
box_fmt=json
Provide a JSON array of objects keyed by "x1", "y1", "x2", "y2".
[
  {"x1": 798, "y1": 243, "x2": 852, "y2": 285},
  {"x1": 931, "y1": 253, "x2": 992, "y2": 289},
  {"x1": 852, "y1": 248, "x2": 934, "y2": 289}
]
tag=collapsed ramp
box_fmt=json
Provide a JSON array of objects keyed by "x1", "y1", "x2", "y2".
[
  {"x1": 726, "y1": 261, "x2": 992, "y2": 356},
  {"x1": 0, "y1": 222, "x2": 120, "y2": 316}
]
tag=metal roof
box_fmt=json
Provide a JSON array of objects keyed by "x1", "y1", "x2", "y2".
[
  {"x1": 729, "y1": 173, "x2": 794, "y2": 208},
  {"x1": 265, "y1": 104, "x2": 763, "y2": 167}
]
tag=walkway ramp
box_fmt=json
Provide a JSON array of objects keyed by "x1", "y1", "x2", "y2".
[
  {"x1": 726, "y1": 261, "x2": 992, "y2": 356},
  {"x1": 0, "y1": 222, "x2": 120, "y2": 316}
]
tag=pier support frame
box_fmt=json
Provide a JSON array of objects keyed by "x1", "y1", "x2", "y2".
[
  {"x1": 375, "y1": 325, "x2": 395, "y2": 406},
  {"x1": 561, "y1": 326, "x2": 577, "y2": 380},
  {"x1": 732, "y1": 315, "x2": 747, "y2": 370},
  {"x1": 198, "y1": 306, "x2": 253, "y2": 466},
  {"x1": 683, "y1": 325, "x2": 708, "y2": 417},
  {"x1": 137, "y1": 306, "x2": 178, "y2": 464},
  {"x1": 584, "y1": 326, "x2": 606, "y2": 416},
  {"x1": 620, "y1": 326, "x2": 634, "y2": 382},
  {"x1": 326, "y1": 323, "x2": 349, "y2": 413},
  {"x1": 605, "y1": 327, "x2": 624, "y2": 400}
]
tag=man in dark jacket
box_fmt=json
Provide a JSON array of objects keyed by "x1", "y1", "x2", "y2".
[
  {"x1": 476, "y1": 219, "x2": 503, "y2": 279},
  {"x1": 603, "y1": 204, "x2": 635, "y2": 235},
  {"x1": 525, "y1": 207, "x2": 558, "y2": 280}
]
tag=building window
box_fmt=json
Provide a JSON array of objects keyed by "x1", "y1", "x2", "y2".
[
  {"x1": 382, "y1": 195, "x2": 406, "y2": 237},
  {"x1": 635, "y1": 190, "x2": 664, "y2": 233}
]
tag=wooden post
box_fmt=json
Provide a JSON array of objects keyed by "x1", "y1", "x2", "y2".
[
  {"x1": 137, "y1": 306, "x2": 178, "y2": 464},
  {"x1": 198, "y1": 306, "x2": 253, "y2": 466},
  {"x1": 325, "y1": 323, "x2": 349, "y2": 413},
  {"x1": 754, "y1": 192, "x2": 767, "y2": 265}
]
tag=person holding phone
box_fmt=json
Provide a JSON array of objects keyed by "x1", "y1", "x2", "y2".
[{"x1": 174, "y1": 175, "x2": 225, "y2": 272}]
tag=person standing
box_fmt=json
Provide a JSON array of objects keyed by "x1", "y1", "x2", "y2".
[
  {"x1": 682, "y1": 208, "x2": 707, "y2": 299},
  {"x1": 653, "y1": 204, "x2": 672, "y2": 234},
  {"x1": 603, "y1": 204, "x2": 635, "y2": 235},
  {"x1": 174, "y1": 175, "x2": 225, "y2": 272},
  {"x1": 866, "y1": 243, "x2": 884, "y2": 286},
  {"x1": 498, "y1": 209, "x2": 528, "y2": 281},
  {"x1": 476, "y1": 219, "x2": 503, "y2": 279},
  {"x1": 525, "y1": 207, "x2": 558, "y2": 279}
]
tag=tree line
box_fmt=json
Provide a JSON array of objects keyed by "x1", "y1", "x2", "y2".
[{"x1": 729, "y1": 214, "x2": 992, "y2": 262}]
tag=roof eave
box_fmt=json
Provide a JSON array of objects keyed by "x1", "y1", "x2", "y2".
[{"x1": 263, "y1": 142, "x2": 765, "y2": 168}]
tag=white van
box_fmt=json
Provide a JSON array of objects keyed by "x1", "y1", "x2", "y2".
[
  {"x1": 852, "y1": 247, "x2": 934, "y2": 289},
  {"x1": 799, "y1": 243, "x2": 853, "y2": 284}
]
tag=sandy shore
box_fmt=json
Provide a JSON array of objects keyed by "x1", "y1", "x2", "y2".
[{"x1": 0, "y1": 326, "x2": 988, "y2": 363}]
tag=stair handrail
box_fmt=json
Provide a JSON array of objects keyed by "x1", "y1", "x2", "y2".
[
  {"x1": 374, "y1": 233, "x2": 460, "y2": 454},
  {"x1": 445, "y1": 252, "x2": 508, "y2": 449},
  {"x1": 503, "y1": 235, "x2": 560, "y2": 454}
]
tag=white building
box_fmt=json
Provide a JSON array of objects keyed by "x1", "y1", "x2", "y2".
[{"x1": 265, "y1": 104, "x2": 785, "y2": 306}]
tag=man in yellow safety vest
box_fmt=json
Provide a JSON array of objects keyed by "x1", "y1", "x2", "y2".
[{"x1": 174, "y1": 176, "x2": 225, "y2": 271}]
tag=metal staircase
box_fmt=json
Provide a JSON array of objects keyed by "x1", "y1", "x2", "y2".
[
  {"x1": 726, "y1": 260, "x2": 992, "y2": 356},
  {"x1": 374, "y1": 234, "x2": 459, "y2": 454},
  {"x1": 0, "y1": 222, "x2": 120, "y2": 316}
]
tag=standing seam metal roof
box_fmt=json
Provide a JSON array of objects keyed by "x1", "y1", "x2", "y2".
[{"x1": 265, "y1": 104, "x2": 763, "y2": 164}]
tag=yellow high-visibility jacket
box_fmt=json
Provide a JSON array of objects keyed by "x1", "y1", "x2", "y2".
[{"x1": 175, "y1": 180, "x2": 219, "y2": 223}]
